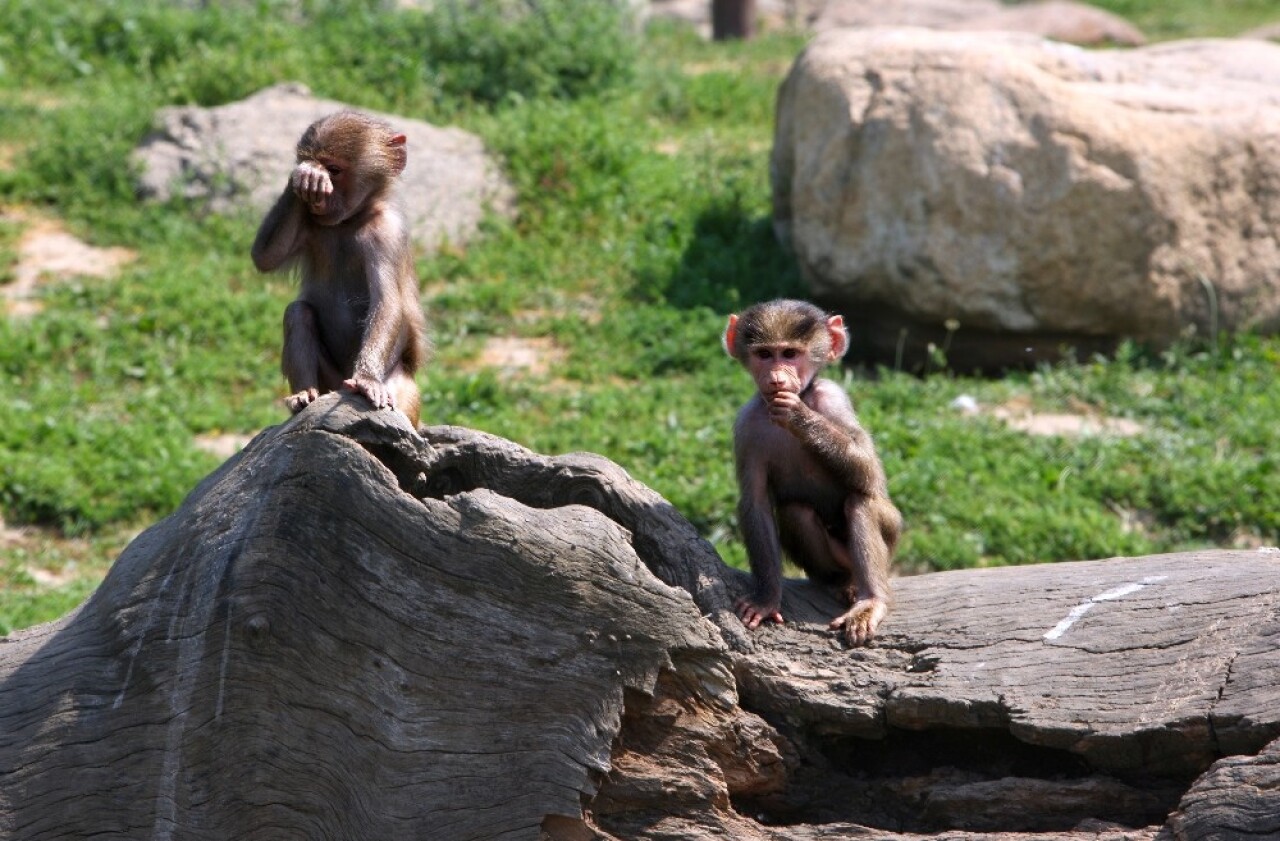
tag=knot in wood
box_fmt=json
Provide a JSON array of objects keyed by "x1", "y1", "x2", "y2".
[{"x1": 244, "y1": 614, "x2": 271, "y2": 648}]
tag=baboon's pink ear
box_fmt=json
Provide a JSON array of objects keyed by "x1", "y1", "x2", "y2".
[
  {"x1": 827, "y1": 315, "x2": 850, "y2": 360},
  {"x1": 387, "y1": 133, "x2": 408, "y2": 174},
  {"x1": 722, "y1": 314, "x2": 740, "y2": 357}
]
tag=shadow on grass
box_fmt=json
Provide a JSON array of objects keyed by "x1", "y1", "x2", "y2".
[{"x1": 633, "y1": 198, "x2": 805, "y2": 312}]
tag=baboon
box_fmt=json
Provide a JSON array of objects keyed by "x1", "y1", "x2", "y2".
[
  {"x1": 724, "y1": 299, "x2": 901, "y2": 645},
  {"x1": 252, "y1": 111, "x2": 429, "y2": 427}
]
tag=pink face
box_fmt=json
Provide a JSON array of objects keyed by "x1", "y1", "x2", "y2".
[{"x1": 747, "y1": 344, "x2": 816, "y2": 397}]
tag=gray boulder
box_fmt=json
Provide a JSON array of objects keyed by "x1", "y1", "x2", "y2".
[
  {"x1": 649, "y1": 1, "x2": 1143, "y2": 46},
  {"x1": 812, "y1": 0, "x2": 1144, "y2": 46},
  {"x1": 959, "y1": 0, "x2": 1145, "y2": 46},
  {"x1": 772, "y1": 30, "x2": 1280, "y2": 368},
  {"x1": 811, "y1": 0, "x2": 1002, "y2": 31},
  {"x1": 133, "y1": 83, "x2": 515, "y2": 251}
]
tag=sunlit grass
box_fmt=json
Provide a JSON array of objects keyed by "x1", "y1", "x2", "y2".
[{"x1": 1, "y1": 0, "x2": 1278, "y2": 630}]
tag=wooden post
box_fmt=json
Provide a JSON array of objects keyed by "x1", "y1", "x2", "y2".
[{"x1": 712, "y1": 0, "x2": 756, "y2": 40}]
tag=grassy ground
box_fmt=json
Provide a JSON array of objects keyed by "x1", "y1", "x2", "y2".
[{"x1": 1, "y1": 0, "x2": 1278, "y2": 634}]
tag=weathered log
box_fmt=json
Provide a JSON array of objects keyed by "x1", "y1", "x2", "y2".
[
  {"x1": 1, "y1": 393, "x2": 1277, "y2": 840},
  {"x1": 0, "y1": 396, "x2": 736, "y2": 840},
  {"x1": 731, "y1": 552, "x2": 1280, "y2": 838},
  {"x1": 1168, "y1": 738, "x2": 1280, "y2": 839}
]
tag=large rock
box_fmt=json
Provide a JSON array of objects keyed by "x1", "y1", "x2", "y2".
[
  {"x1": 958, "y1": 0, "x2": 1145, "y2": 46},
  {"x1": 133, "y1": 83, "x2": 515, "y2": 251},
  {"x1": 649, "y1": 1, "x2": 1143, "y2": 46},
  {"x1": 811, "y1": 0, "x2": 1001, "y2": 30},
  {"x1": 656, "y1": 0, "x2": 1117, "y2": 39},
  {"x1": 2, "y1": 395, "x2": 1278, "y2": 838},
  {"x1": 812, "y1": 0, "x2": 1143, "y2": 46},
  {"x1": 772, "y1": 30, "x2": 1280, "y2": 369}
]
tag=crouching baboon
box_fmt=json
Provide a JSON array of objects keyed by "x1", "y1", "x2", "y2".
[
  {"x1": 724, "y1": 299, "x2": 901, "y2": 645},
  {"x1": 252, "y1": 111, "x2": 429, "y2": 427}
]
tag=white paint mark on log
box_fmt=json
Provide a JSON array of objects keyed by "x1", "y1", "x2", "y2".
[
  {"x1": 1045, "y1": 602, "x2": 1096, "y2": 641},
  {"x1": 1043, "y1": 575, "x2": 1168, "y2": 641}
]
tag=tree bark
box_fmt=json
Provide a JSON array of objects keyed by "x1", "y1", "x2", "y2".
[{"x1": 1, "y1": 394, "x2": 1277, "y2": 839}]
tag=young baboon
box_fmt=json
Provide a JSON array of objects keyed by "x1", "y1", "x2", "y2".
[
  {"x1": 724, "y1": 299, "x2": 901, "y2": 646},
  {"x1": 251, "y1": 110, "x2": 429, "y2": 427}
]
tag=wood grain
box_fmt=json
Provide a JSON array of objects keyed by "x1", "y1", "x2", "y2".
[{"x1": 1, "y1": 394, "x2": 1275, "y2": 840}]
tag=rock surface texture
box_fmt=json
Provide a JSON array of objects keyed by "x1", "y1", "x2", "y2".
[
  {"x1": 810, "y1": 0, "x2": 1001, "y2": 30},
  {"x1": 1, "y1": 395, "x2": 1277, "y2": 839},
  {"x1": 133, "y1": 83, "x2": 515, "y2": 252},
  {"x1": 772, "y1": 30, "x2": 1280, "y2": 369}
]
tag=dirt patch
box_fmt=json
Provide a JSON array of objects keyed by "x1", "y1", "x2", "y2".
[
  {"x1": 513, "y1": 300, "x2": 601, "y2": 326},
  {"x1": 954, "y1": 394, "x2": 1146, "y2": 438},
  {"x1": 3, "y1": 213, "x2": 137, "y2": 317},
  {"x1": 0, "y1": 142, "x2": 22, "y2": 174},
  {"x1": 194, "y1": 432, "x2": 257, "y2": 460},
  {"x1": 654, "y1": 138, "x2": 683, "y2": 156},
  {"x1": 474, "y1": 336, "x2": 567, "y2": 377},
  {"x1": 0, "y1": 513, "x2": 128, "y2": 592},
  {"x1": 0, "y1": 515, "x2": 28, "y2": 551},
  {"x1": 997, "y1": 410, "x2": 1146, "y2": 437}
]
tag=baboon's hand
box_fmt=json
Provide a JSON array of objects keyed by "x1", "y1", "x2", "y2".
[
  {"x1": 291, "y1": 161, "x2": 333, "y2": 214},
  {"x1": 767, "y1": 389, "x2": 808, "y2": 431}
]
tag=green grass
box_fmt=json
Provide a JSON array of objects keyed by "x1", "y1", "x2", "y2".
[
  {"x1": 1091, "y1": 0, "x2": 1280, "y2": 38},
  {"x1": 1, "y1": 0, "x2": 1279, "y2": 631}
]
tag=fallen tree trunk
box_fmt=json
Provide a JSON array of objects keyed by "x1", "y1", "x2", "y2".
[{"x1": 1, "y1": 394, "x2": 1277, "y2": 840}]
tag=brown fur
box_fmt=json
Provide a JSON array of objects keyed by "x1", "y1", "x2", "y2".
[{"x1": 726, "y1": 298, "x2": 835, "y2": 363}]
